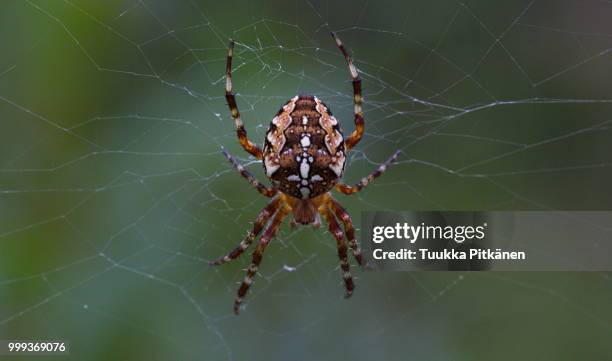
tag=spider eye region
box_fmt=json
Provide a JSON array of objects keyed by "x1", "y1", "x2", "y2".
[{"x1": 263, "y1": 95, "x2": 346, "y2": 199}]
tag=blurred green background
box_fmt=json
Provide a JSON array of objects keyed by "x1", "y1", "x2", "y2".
[{"x1": 1, "y1": 0, "x2": 612, "y2": 360}]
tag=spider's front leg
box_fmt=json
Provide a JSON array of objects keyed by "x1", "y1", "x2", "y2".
[
  {"x1": 210, "y1": 196, "x2": 281, "y2": 265},
  {"x1": 329, "y1": 198, "x2": 364, "y2": 266},
  {"x1": 234, "y1": 204, "x2": 289, "y2": 314},
  {"x1": 320, "y1": 206, "x2": 355, "y2": 298}
]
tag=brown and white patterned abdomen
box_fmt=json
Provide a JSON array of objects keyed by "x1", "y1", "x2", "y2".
[{"x1": 263, "y1": 95, "x2": 346, "y2": 199}]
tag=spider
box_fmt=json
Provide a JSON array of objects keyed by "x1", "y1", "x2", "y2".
[{"x1": 212, "y1": 32, "x2": 400, "y2": 314}]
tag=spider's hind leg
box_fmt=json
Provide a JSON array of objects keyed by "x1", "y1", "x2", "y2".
[
  {"x1": 225, "y1": 40, "x2": 264, "y2": 159},
  {"x1": 330, "y1": 32, "x2": 363, "y2": 152}
]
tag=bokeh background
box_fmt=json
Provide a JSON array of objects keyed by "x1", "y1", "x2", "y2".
[{"x1": 1, "y1": 0, "x2": 612, "y2": 360}]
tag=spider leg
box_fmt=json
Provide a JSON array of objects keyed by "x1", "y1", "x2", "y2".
[
  {"x1": 312, "y1": 213, "x2": 322, "y2": 229},
  {"x1": 336, "y1": 149, "x2": 401, "y2": 195},
  {"x1": 210, "y1": 197, "x2": 281, "y2": 265},
  {"x1": 330, "y1": 32, "x2": 363, "y2": 152},
  {"x1": 234, "y1": 204, "x2": 289, "y2": 314},
  {"x1": 320, "y1": 205, "x2": 355, "y2": 298},
  {"x1": 225, "y1": 40, "x2": 264, "y2": 159},
  {"x1": 329, "y1": 198, "x2": 364, "y2": 266},
  {"x1": 222, "y1": 149, "x2": 277, "y2": 197}
]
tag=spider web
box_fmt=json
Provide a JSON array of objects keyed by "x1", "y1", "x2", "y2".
[{"x1": 1, "y1": 0, "x2": 612, "y2": 360}]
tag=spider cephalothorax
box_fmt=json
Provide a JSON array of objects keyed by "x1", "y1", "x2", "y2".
[{"x1": 212, "y1": 33, "x2": 400, "y2": 314}]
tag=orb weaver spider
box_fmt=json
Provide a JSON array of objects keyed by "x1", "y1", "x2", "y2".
[{"x1": 212, "y1": 32, "x2": 400, "y2": 314}]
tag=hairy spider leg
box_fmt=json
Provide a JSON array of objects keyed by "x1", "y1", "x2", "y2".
[
  {"x1": 320, "y1": 205, "x2": 355, "y2": 297},
  {"x1": 331, "y1": 32, "x2": 363, "y2": 152},
  {"x1": 226, "y1": 40, "x2": 264, "y2": 159},
  {"x1": 210, "y1": 197, "x2": 282, "y2": 265},
  {"x1": 335, "y1": 149, "x2": 402, "y2": 195},
  {"x1": 234, "y1": 203, "x2": 290, "y2": 314},
  {"x1": 329, "y1": 198, "x2": 364, "y2": 266},
  {"x1": 222, "y1": 149, "x2": 277, "y2": 197}
]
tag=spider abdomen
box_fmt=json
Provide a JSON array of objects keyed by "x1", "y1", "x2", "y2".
[{"x1": 263, "y1": 95, "x2": 346, "y2": 199}]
